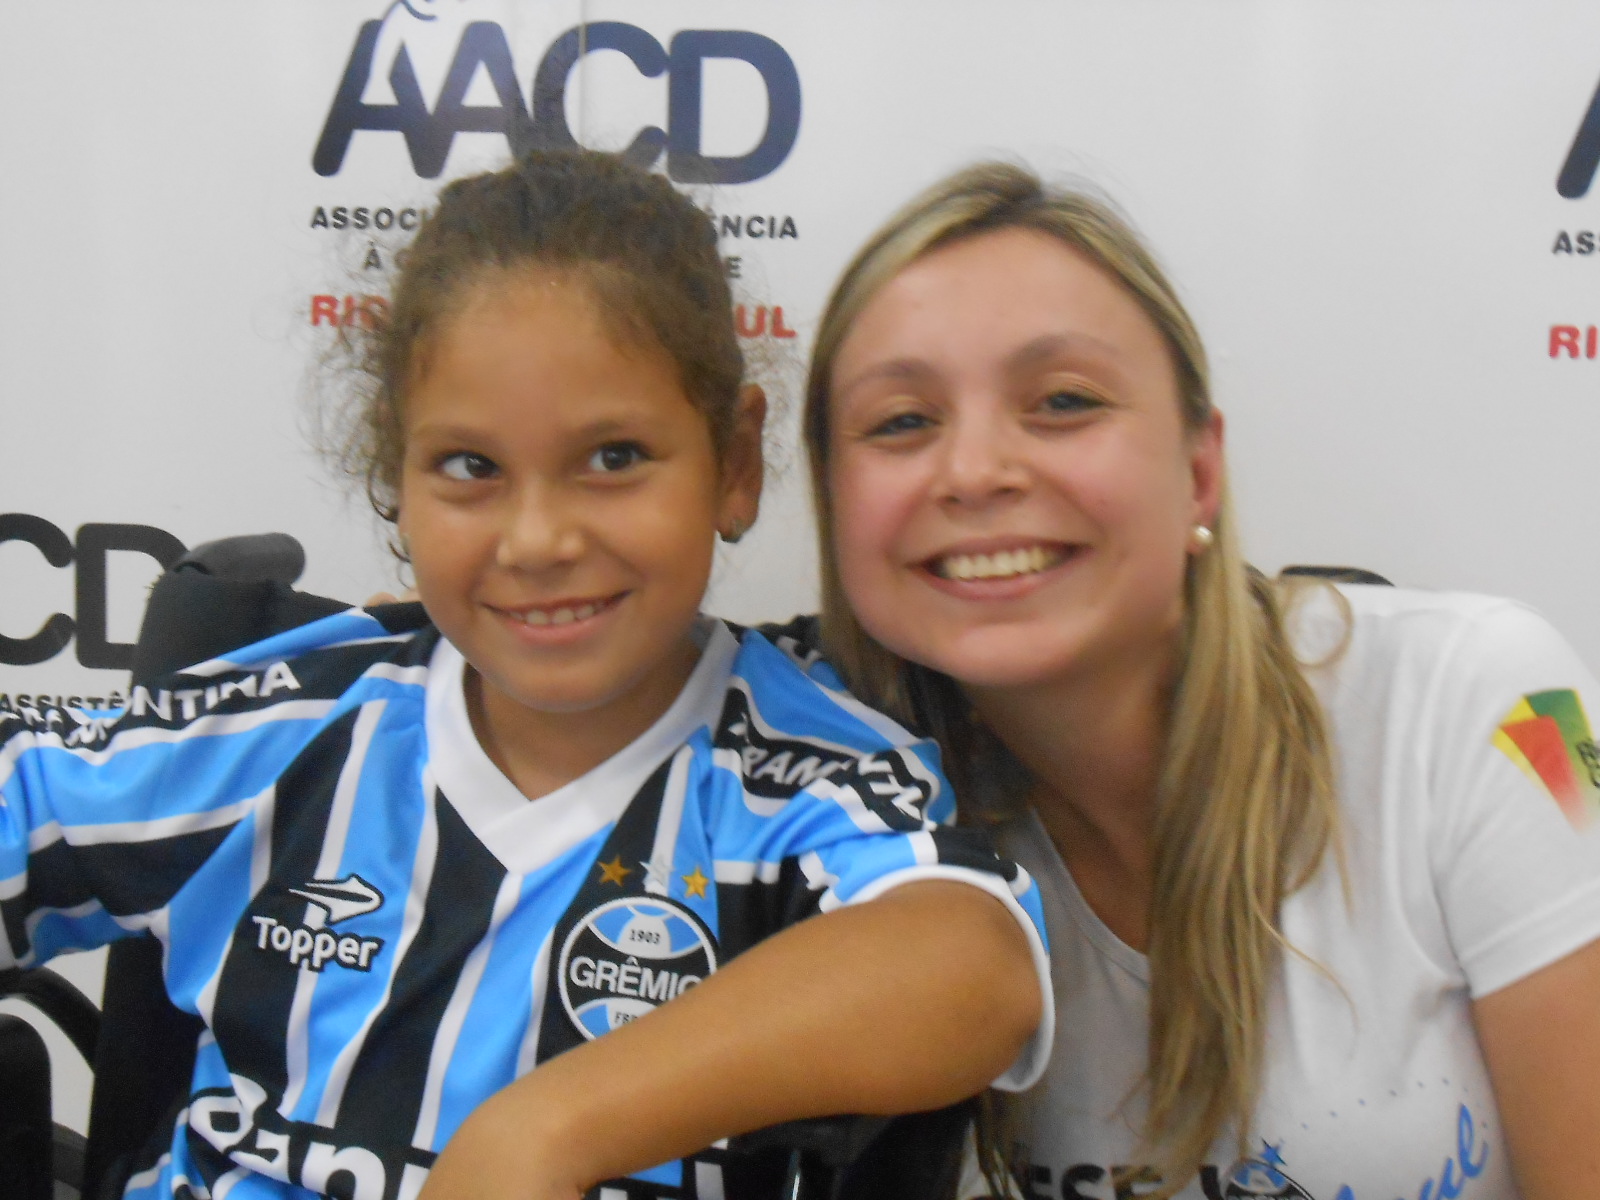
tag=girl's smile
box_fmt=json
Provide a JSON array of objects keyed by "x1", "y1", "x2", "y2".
[{"x1": 489, "y1": 589, "x2": 628, "y2": 639}]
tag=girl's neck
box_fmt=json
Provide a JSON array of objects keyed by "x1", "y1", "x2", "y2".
[
  {"x1": 966, "y1": 638, "x2": 1179, "y2": 950},
  {"x1": 465, "y1": 634, "x2": 703, "y2": 802}
]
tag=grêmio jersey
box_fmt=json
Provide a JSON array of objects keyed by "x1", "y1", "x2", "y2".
[{"x1": 0, "y1": 607, "x2": 1052, "y2": 1200}]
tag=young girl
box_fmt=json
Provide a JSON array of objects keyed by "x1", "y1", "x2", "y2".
[
  {"x1": 801, "y1": 163, "x2": 1600, "y2": 1199},
  {"x1": 0, "y1": 151, "x2": 1051, "y2": 1200}
]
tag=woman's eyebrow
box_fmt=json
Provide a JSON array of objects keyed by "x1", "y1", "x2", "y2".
[
  {"x1": 1004, "y1": 331, "x2": 1125, "y2": 374},
  {"x1": 833, "y1": 358, "x2": 937, "y2": 403},
  {"x1": 834, "y1": 333, "x2": 1130, "y2": 403}
]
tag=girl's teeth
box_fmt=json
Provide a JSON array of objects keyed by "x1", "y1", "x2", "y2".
[{"x1": 519, "y1": 602, "x2": 601, "y2": 626}]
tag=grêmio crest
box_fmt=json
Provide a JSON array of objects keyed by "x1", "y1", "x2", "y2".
[{"x1": 557, "y1": 896, "x2": 718, "y2": 1039}]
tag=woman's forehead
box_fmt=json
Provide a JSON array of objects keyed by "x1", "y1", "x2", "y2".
[{"x1": 832, "y1": 227, "x2": 1173, "y2": 392}]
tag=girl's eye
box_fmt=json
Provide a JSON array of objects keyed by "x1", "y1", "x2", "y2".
[
  {"x1": 1040, "y1": 389, "x2": 1103, "y2": 415},
  {"x1": 588, "y1": 442, "x2": 648, "y2": 473},
  {"x1": 867, "y1": 410, "x2": 933, "y2": 438},
  {"x1": 439, "y1": 452, "x2": 498, "y2": 481}
]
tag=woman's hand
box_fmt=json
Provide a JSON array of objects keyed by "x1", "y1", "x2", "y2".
[
  {"x1": 1473, "y1": 936, "x2": 1600, "y2": 1199},
  {"x1": 364, "y1": 587, "x2": 420, "y2": 607}
]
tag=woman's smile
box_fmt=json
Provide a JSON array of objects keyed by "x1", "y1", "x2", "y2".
[{"x1": 924, "y1": 541, "x2": 1076, "y2": 582}]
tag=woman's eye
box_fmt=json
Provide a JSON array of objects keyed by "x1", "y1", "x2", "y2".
[
  {"x1": 1039, "y1": 389, "x2": 1104, "y2": 416},
  {"x1": 439, "y1": 452, "x2": 498, "y2": 481},
  {"x1": 588, "y1": 442, "x2": 648, "y2": 473},
  {"x1": 867, "y1": 410, "x2": 933, "y2": 438}
]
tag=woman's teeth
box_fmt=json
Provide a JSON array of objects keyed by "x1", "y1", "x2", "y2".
[
  {"x1": 938, "y1": 546, "x2": 1058, "y2": 581},
  {"x1": 515, "y1": 602, "x2": 599, "y2": 626}
]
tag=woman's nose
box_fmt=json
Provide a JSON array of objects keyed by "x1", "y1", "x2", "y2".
[
  {"x1": 935, "y1": 408, "x2": 1028, "y2": 509},
  {"x1": 496, "y1": 483, "x2": 584, "y2": 571}
]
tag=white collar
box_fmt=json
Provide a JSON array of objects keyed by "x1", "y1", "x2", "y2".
[{"x1": 424, "y1": 618, "x2": 738, "y2": 874}]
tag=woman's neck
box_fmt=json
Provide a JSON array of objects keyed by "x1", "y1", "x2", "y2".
[{"x1": 967, "y1": 640, "x2": 1178, "y2": 951}]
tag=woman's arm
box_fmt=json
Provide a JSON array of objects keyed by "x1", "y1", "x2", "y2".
[
  {"x1": 418, "y1": 879, "x2": 1041, "y2": 1200},
  {"x1": 1473, "y1": 936, "x2": 1600, "y2": 1200}
]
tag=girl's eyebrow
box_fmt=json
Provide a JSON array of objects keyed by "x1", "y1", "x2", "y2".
[
  {"x1": 407, "y1": 414, "x2": 657, "y2": 448},
  {"x1": 405, "y1": 420, "x2": 489, "y2": 443},
  {"x1": 571, "y1": 415, "x2": 651, "y2": 439}
]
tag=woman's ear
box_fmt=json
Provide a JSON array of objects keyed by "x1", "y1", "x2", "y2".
[
  {"x1": 1188, "y1": 407, "x2": 1225, "y2": 532},
  {"x1": 718, "y1": 384, "x2": 767, "y2": 542}
]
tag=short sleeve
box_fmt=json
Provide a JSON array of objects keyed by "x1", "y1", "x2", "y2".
[
  {"x1": 730, "y1": 746, "x2": 1055, "y2": 1091},
  {"x1": 0, "y1": 610, "x2": 413, "y2": 968},
  {"x1": 1423, "y1": 600, "x2": 1600, "y2": 996},
  {"x1": 709, "y1": 630, "x2": 1055, "y2": 1090}
]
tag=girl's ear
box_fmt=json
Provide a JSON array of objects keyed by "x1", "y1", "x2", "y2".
[
  {"x1": 1188, "y1": 407, "x2": 1225, "y2": 532},
  {"x1": 718, "y1": 384, "x2": 767, "y2": 542}
]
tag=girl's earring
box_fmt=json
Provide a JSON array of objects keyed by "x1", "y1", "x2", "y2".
[
  {"x1": 1190, "y1": 524, "x2": 1215, "y2": 553},
  {"x1": 721, "y1": 519, "x2": 747, "y2": 545}
]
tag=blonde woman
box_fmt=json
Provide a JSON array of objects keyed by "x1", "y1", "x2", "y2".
[{"x1": 799, "y1": 163, "x2": 1600, "y2": 1199}]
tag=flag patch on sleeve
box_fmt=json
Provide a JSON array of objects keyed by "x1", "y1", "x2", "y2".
[{"x1": 1493, "y1": 689, "x2": 1600, "y2": 829}]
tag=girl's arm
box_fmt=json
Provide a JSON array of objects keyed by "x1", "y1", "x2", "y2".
[
  {"x1": 419, "y1": 878, "x2": 1041, "y2": 1200},
  {"x1": 1473, "y1": 936, "x2": 1600, "y2": 1200}
]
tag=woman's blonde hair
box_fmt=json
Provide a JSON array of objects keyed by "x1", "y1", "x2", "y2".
[{"x1": 802, "y1": 162, "x2": 1338, "y2": 1195}]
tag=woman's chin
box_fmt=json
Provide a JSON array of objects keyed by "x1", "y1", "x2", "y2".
[{"x1": 878, "y1": 629, "x2": 1085, "y2": 694}]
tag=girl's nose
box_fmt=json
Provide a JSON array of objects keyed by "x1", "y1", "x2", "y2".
[
  {"x1": 935, "y1": 406, "x2": 1028, "y2": 510},
  {"x1": 496, "y1": 483, "x2": 584, "y2": 571}
]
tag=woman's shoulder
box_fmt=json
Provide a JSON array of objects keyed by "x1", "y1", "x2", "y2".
[
  {"x1": 1286, "y1": 582, "x2": 1575, "y2": 688},
  {"x1": 1288, "y1": 583, "x2": 1600, "y2": 825}
]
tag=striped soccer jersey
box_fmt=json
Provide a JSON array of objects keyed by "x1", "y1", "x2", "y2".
[{"x1": 0, "y1": 605, "x2": 1050, "y2": 1200}]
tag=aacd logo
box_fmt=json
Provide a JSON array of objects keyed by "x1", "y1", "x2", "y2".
[
  {"x1": 1559, "y1": 72, "x2": 1600, "y2": 198},
  {"x1": 0, "y1": 514, "x2": 185, "y2": 670},
  {"x1": 315, "y1": 3, "x2": 801, "y2": 184}
]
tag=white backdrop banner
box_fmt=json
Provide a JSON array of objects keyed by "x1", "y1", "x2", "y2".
[{"x1": 5, "y1": 0, "x2": 1600, "y2": 714}]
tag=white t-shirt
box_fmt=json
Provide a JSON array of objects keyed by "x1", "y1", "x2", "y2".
[{"x1": 967, "y1": 586, "x2": 1600, "y2": 1200}]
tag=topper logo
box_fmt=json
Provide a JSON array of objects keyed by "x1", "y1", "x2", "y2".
[{"x1": 314, "y1": 9, "x2": 801, "y2": 183}]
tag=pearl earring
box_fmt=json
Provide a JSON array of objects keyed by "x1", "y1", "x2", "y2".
[{"x1": 1192, "y1": 524, "x2": 1214, "y2": 551}]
